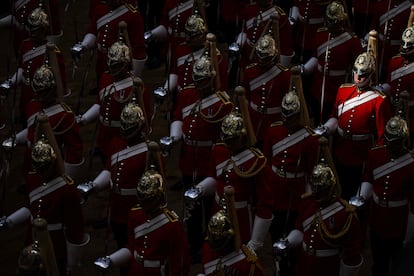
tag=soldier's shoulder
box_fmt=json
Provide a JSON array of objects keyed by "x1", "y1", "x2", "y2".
[
  {"x1": 216, "y1": 90, "x2": 232, "y2": 104},
  {"x1": 59, "y1": 102, "x2": 73, "y2": 113},
  {"x1": 372, "y1": 87, "x2": 387, "y2": 98},
  {"x1": 274, "y1": 5, "x2": 286, "y2": 16},
  {"x1": 63, "y1": 175, "x2": 74, "y2": 185},
  {"x1": 245, "y1": 63, "x2": 259, "y2": 70},
  {"x1": 371, "y1": 145, "x2": 386, "y2": 151},
  {"x1": 270, "y1": 121, "x2": 283, "y2": 127},
  {"x1": 339, "y1": 83, "x2": 355, "y2": 88},
  {"x1": 163, "y1": 208, "x2": 179, "y2": 222},
  {"x1": 125, "y1": 3, "x2": 138, "y2": 13},
  {"x1": 277, "y1": 63, "x2": 289, "y2": 71},
  {"x1": 317, "y1": 27, "x2": 328, "y2": 32},
  {"x1": 250, "y1": 147, "x2": 266, "y2": 159},
  {"x1": 131, "y1": 204, "x2": 142, "y2": 211}
]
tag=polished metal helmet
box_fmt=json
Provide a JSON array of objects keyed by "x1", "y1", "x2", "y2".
[
  {"x1": 207, "y1": 210, "x2": 234, "y2": 250},
  {"x1": 27, "y1": 7, "x2": 49, "y2": 29},
  {"x1": 220, "y1": 111, "x2": 246, "y2": 141},
  {"x1": 120, "y1": 103, "x2": 145, "y2": 132},
  {"x1": 400, "y1": 26, "x2": 414, "y2": 57},
  {"x1": 281, "y1": 90, "x2": 301, "y2": 118},
  {"x1": 353, "y1": 52, "x2": 375, "y2": 77},
  {"x1": 326, "y1": 1, "x2": 347, "y2": 25},
  {"x1": 255, "y1": 34, "x2": 278, "y2": 64},
  {"x1": 107, "y1": 41, "x2": 131, "y2": 66},
  {"x1": 18, "y1": 242, "x2": 46, "y2": 276},
  {"x1": 31, "y1": 65, "x2": 56, "y2": 93},
  {"x1": 311, "y1": 163, "x2": 337, "y2": 202},
  {"x1": 136, "y1": 169, "x2": 165, "y2": 200},
  {"x1": 192, "y1": 55, "x2": 215, "y2": 83},
  {"x1": 31, "y1": 139, "x2": 57, "y2": 170},
  {"x1": 384, "y1": 116, "x2": 409, "y2": 142},
  {"x1": 185, "y1": 14, "x2": 207, "y2": 38}
]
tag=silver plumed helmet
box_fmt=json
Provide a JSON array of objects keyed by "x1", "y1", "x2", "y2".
[
  {"x1": 31, "y1": 65, "x2": 56, "y2": 93},
  {"x1": 27, "y1": 7, "x2": 49, "y2": 29}
]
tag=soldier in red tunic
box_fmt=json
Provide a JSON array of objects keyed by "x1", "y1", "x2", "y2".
[
  {"x1": 0, "y1": 136, "x2": 89, "y2": 275},
  {"x1": 319, "y1": 50, "x2": 393, "y2": 200},
  {"x1": 163, "y1": 33, "x2": 233, "y2": 262},
  {"x1": 0, "y1": 7, "x2": 67, "y2": 122},
  {"x1": 71, "y1": 0, "x2": 146, "y2": 82},
  {"x1": 93, "y1": 167, "x2": 190, "y2": 276},
  {"x1": 241, "y1": 29, "x2": 291, "y2": 144},
  {"x1": 301, "y1": 1, "x2": 362, "y2": 125},
  {"x1": 274, "y1": 162, "x2": 363, "y2": 276},
  {"x1": 350, "y1": 116, "x2": 414, "y2": 276},
  {"x1": 200, "y1": 186, "x2": 264, "y2": 276},
  {"x1": 263, "y1": 89, "x2": 319, "y2": 275},
  {"x1": 78, "y1": 40, "x2": 150, "y2": 161},
  {"x1": 0, "y1": 0, "x2": 62, "y2": 51},
  {"x1": 77, "y1": 103, "x2": 153, "y2": 275}
]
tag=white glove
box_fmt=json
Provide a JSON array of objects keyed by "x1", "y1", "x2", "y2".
[{"x1": 247, "y1": 215, "x2": 273, "y2": 254}]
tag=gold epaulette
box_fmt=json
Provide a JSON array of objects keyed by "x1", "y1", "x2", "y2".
[
  {"x1": 60, "y1": 102, "x2": 73, "y2": 113},
  {"x1": 305, "y1": 125, "x2": 318, "y2": 136},
  {"x1": 317, "y1": 27, "x2": 328, "y2": 32},
  {"x1": 371, "y1": 145, "x2": 386, "y2": 151},
  {"x1": 339, "y1": 198, "x2": 356, "y2": 213},
  {"x1": 392, "y1": 54, "x2": 402, "y2": 59},
  {"x1": 277, "y1": 63, "x2": 288, "y2": 71},
  {"x1": 63, "y1": 175, "x2": 74, "y2": 185},
  {"x1": 131, "y1": 204, "x2": 142, "y2": 210},
  {"x1": 182, "y1": 85, "x2": 195, "y2": 90},
  {"x1": 373, "y1": 88, "x2": 386, "y2": 98},
  {"x1": 250, "y1": 147, "x2": 266, "y2": 159},
  {"x1": 339, "y1": 83, "x2": 355, "y2": 88},
  {"x1": 163, "y1": 208, "x2": 179, "y2": 222},
  {"x1": 270, "y1": 121, "x2": 283, "y2": 127},
  {"x1": 245, "y1": 63, "x2": 258, "y2": 70},
  {"x1": 125, "y1": 3, "x2": 138, "y2": 13},
  {"x1": 274, "y1": 5, "x2": 286, "y2": 16},
  {"x1": 216, "y1": 91, "x2": 231, "y2": 103}
]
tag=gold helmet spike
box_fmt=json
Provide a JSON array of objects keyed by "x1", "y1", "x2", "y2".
[
  {"x1": 220, "y1": 111, "x2": 247, "y2": 141},
  {"x1": 384, "y1": 116, "x2": 409, "y2": 142},
  {"x1": 31, "y1": 65, "x2": 56, "y2": 93},
  {"x1": 185, "y1": 14, "x2": 207, "y2": 38},
  {"x1": 120, "y1": 102, "x2": 145, "y2": 132},
  {"x1": 136, "y1": 168, "x2": 165, "y2": 200},
  {"x1": 281, "y1": 90, "x2": 301, "y2": 118},
  {"x1": 326, "y1": 1, "x2": 347, "y2": 25},
  {"x1": 207, "y1": 210, "x2": 235, "y2": 250},
  {"x1": 107, "y1": 41, "x2": 131, "y2": 66},
  {"x1": 31, "y1": 139, "x2": 57, "y2": 170},
  {"x1": 27, "y1": 7, "x2": 49, "y2": 29}
]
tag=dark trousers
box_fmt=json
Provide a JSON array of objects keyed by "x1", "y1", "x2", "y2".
[
  {"x1": 370, "y1": 231, "x2": 403, "y2": 276},
  {"x1": 110, "y1": 221, "x2": 129, "y2": 276}
]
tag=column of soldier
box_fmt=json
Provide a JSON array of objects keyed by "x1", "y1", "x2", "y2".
[{"x1": 0, "y1": 1, "x2": 414, "y2": 276}]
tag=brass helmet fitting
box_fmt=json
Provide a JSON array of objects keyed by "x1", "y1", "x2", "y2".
[
  {"x1": 27, "y1": 7, "x2": 49, "y2": 29},
  {"x1": 185, "y1": 14, "x2": 207, "y2": 38},
  {"x1": 255, "y1": 34, "x2": 278, "y2": 64},
  {"x1": 107, "y1": 41, "x2": 131, "y2": 66},
  {"x1": 400, "y1": 26, "x2": 414, "y2": 57},
  {"x1": 192, "y1": 55, "x2": 215, "y2": 83},
  {"x1": 120, "y1": 102, "x2": 145, "y2": 132},
  {"x1": 31, "y1": 139, "x2": 57, "y2": 170},
  {"x1": 326, "y1": 1, "x2": 347, "y2": 25},
  {"x1": 220, "y1": 111, "x2": 247, "y2": 141},
  {"x1": 385, "y1": 116, "x2": 409, "y2": 142},
  {"x1": 207, "y1": 210, "x2": 234, "y2": 249},
  {"x1": 31, "y1": 65, "x2": 56, "y2": 93},
  {"x1": 18, "y1": 242, "x2": 46, "y2": 276},
  {"x1": 136, "y1": 169, "x2": 164, "y2": 200},
  {"x1": 311, "y1": 163, "x2": 337, "y2": 201},
  {"x1": 353, "y1": 52, "x2": 375, "y2": 77},
  {"x1": 281, "y1": 90, "x2": 301, "y2": 118}
]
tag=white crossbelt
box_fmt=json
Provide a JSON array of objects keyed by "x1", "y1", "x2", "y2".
[
  {"x1": 373, "y1": 153, "x2": 414, "y2": 180},
  {"x1": 97, "y1": 5, "x2": 129, "y2": 29},
  {"x1": 246, "y1": 7, "x2": 278, "y2": 29},
  {"x1": 272, "y1": 128, "x2": 309, "y2": 156},
  {"x1": 177, "y1": 48, "x2": 203, "y2": 67},
  {"x1": 249, "y1": 65, "x2": 281, "y2": 91},
  {"x1": 379, "y1": 1, "x2": 411, "y2": 27},
  {"x1": 338, "y1": 90, "x2": 379, "y2": 115},
  {"x1": 134, "y1": 212, "x2": 171, "y2": 239},
  {"x1": 302, "y1": 242, "x2": 339, "y2": 257},
  {"x1": 272, "y1": 165, "x2": 304, "y2": 179},
  {"x1": 99, "y1": 77, "x2": 133, "y2": 101},
  {"x1": 111, "y1": 142, "x2": 148, "y2": 166},
  {"x1": 182, "y1": 92, "x2": 226, "y2": 119},
  {"x1": 390, "y1": 62, "x2": 414, "y2": 82},
  {"x1": 216, "y1": 149, "x2": 255, "y2": 176},
  {"x1": 204, "y1": 249, "x2": 245, "y2": 275},
  {"x1": 29, "y1": 177, "x2": 67, "y2": 204},
  {"x1": 303, "y1": 201, "x2": 344, "y2": 232},
  {"x1": 168, "y1": 0, "x2": 192, "y2": 20},
  {"x1": 250, "y1": 102, "x2": 281, "y2": 115},
  {"x1": 372, "y1": 192, "x2": 408, "y2": 208},
  {"x1": 27, "y1": 104, "x2": 65, "y2": 128},
  {"x1": 22, "y1": 44, "x2": 46, "y2": 63},
  {"x1": 317, "y1": 32, "x2": 352, "y2": 58}
]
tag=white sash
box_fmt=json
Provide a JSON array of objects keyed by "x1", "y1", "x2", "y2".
[
  {"x1": 22, "y1": 45, "x2": 46, "y2": 63},
  {"x1": 272, "y1": 128, "x2": 309, "y2": 157},
  {"x1": 168, "y1": 0, "x2": 193, "y2": 20},
  {"x1": 390, "y1": 62, "x2": 414, "y2": 82},
  {"x1": 110, "y1": 142, "x2": 148, "y2": 166},
  {"x1": 29, "y1": 177, "x2": 67, "y2": 203},
  {"x1": 27, "y1": 104, "x2": 66, "y2": 129},
  {"x1": 303, "y1": 201, "x2": 344, "y2": 232},
  {"x1": 204, "y1": 249, "x2": 245, "y2": 275},
  {"x1": 176, "y1": 48, "x2": 204, "y2": 67},
  {"x1": 134, "y1": 212, "x2": 171, "y2": 239},
  {"x1": 216, "y1": 149, "x2": 255, "y2": 176},
  {"x1": 182, "y1": 92, "x2": 229, "y2": 119},
  {"x1": 97, "y1": 5, "x2": 129, "y2": 29},
  {"x1": 338, "y1": 91, "x2": 379, "y2": 115},
  {"x1": 379, "y1": 1, "x2": 411, "y2": 27},
  {"x1": 15, "y1": 0, "x2": 30, "y2": 11},
  {"x1": 317, "y1": 32, "x2": 352, "y2": 58},
  {"x1": 373, "y1": 153, "x2": 414, "y2": 180},
  {"x1": 246, "y1": 7, "x2": 278, "y2": 29},
  {"x1": 249, "y1": 65, "x2": 281, "y2": 91},
  {"x1": 99, "y1": 77, "x2": 133, "y2": 101}
]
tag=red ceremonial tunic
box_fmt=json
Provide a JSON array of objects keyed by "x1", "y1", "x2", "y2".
[
  {"x1": 242, "y1": 62, "x2": 291, "y2": 142},
  {"x1": 87, "y1": 3, "x2": 146, "y2": 78},
  {"x1": 207, "y1": 144, "x2": 271, "y2": 243},
  {"x1": 331, "y1": 84, "x2": 392, "y2": 166},
  {"x1": 126, "y1": 206, "x2": 189, "y2": 275},
  {"x1": 263, "y1": 123, "x2": 319, "y2": 211},
  {"x1": 294, "y1": 198, "x2": 363, "y2": 276},
  {"x1": 363, "y1": 146, "x2": 414, "y2": 239},
  {"x1": 172, "y1": 87, "x2": 233, "y2": 177}
]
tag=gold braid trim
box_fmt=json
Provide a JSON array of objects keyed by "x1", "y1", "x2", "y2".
[
  {"x1": 231, "y1": 148, "x2": 266, "y2": 178},
  {"x1": 199, "y1": 103, "x2": 226, "y2": 123},
  {"x1": 316, "y1": 200, "x2": 356, "y2": 246},
  {"x1": 214, "y1": 258, "x2": 225, "y2": 276},
  {"x1": 51, "y1": 111, "x2": 76, "y2": 135}
]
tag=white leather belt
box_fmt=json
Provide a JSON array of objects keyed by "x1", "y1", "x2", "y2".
[
  {"x1": 337, "y1": 127, "x2": 370, "y2": 141},
  {"x1": 134, "y1": 250, "x2": 163, "y2": 268},
  {"x1": 250, "y1": 102, "x2": 281, "y2": 115},
  {"x1": 373, "y1": 193, "x2": 408, "y2": 208},
  {"x1": 302, "y1": 242, "x2": 339, "y2": 257},
  {"x1": 99, "y1": 115, "x2": 121, "y2": 127},
  {"x1": 47, "y1": 223, "x2": 63, "y2": 231},
  {"x1": 215, "y1": 193, "x2": 248, "y2": 209},
  {"x1": 183, "y1": 138, "x2": 213, "y2": 147},
  {"x1": 317, "y1": 64, "x2": 346, "y2": 77},
  {"x1": 272, "y1": 165, "x2": 304, "y2": 179}
]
